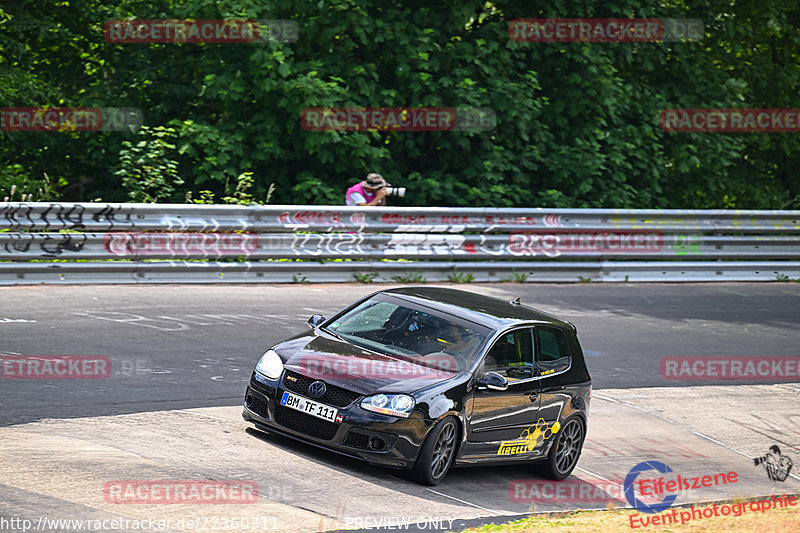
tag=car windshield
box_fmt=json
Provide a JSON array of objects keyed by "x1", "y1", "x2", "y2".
[{"x1": 324, "y1": 296, "x2": 488, "y2": 372}]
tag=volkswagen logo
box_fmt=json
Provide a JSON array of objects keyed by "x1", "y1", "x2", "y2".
[{"x1": 308, "y1": 381, "x2": 327, "y2": 398}]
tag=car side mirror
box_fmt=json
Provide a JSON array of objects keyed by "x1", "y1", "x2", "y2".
[
  {"x1": 477, "y1": 371, "x2": 508, "y2": 391},
  {"x1": 506, "y1": 365, "x2": 534, "y2": 378},
  {"x1": 307, "y1": 315, "x2": 326, "y2": 328}
]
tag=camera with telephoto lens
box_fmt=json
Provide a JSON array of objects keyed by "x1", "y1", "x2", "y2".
[{"x1": 384, "y1": 187, "x2": 406, "y2": 198}]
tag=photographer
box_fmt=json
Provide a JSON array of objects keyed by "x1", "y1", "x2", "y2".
[
  {"x1": 754, "y1": 445, "x2": 793, "y2": 482},
  {"x1": 345, "y1": 173, "x2": 388, "y2": 206}
]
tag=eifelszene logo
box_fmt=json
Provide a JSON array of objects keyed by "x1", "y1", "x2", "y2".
[
  {"x1": 624, "y1": 461, "x2": 678, "y2": 514},
  {"x1": 754, "y1": 445, "x2": 794, "y2": 482},
  {"x1": 624, "y1": 461, "x2": 740, "y2": 514}
]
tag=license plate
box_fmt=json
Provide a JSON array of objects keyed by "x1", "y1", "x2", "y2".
[{"x1": 280, "y1": 391, "x2": 340, "y2": 423}]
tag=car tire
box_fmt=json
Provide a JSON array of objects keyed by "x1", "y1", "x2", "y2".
[
  {"x1": 534, "y1": 416, "x2": 585, "y2": 480},
  {"x1": 412, "y1": 416, "x2": 459, "y2": 485}
]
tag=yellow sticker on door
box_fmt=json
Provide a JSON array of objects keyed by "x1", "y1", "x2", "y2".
[{"x1": 497, "y1": 419, "x2": 561, "y2": 455}]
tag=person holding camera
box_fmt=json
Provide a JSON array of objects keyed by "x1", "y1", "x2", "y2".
[{"x1": 345, "y1": 173, "x2": 389, "y2": 206}]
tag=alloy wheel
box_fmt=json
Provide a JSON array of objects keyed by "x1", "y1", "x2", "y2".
[
  {"x1": 554, "y1": 419, "x2": 584, "y2": 475},
  {"x1": 429, "y1": 420, "x2": 457, "y2": 479}
]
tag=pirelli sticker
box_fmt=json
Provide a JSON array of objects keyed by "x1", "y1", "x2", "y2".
[{"x1": 498, "y1": 419, "x2": 560, "y2": 455}]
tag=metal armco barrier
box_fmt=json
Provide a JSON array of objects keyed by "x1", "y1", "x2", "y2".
[{"x1": 1, "y1": 202, "x2": 799, "y2": 284}]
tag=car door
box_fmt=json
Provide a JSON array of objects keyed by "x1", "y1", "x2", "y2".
[
  {"x1": 530, "y1": 326, "x2": 574, "y2": 442},
  {"x1": 465, "y1": 327, "x2": 542, "y2": 458}
]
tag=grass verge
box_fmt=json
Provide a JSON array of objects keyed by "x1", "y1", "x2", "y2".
[{"x1": 459, "y1": 498, "x2": 800, "y2": 532}]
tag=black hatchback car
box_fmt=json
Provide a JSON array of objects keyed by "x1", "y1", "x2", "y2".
[{"x1": 243, "y1": 287, "x2": 591, "y2": 485}]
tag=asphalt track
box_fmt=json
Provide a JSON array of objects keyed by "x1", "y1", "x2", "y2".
[{"x1": 1, "y1": 283, "x2": 799, "y2": 532}]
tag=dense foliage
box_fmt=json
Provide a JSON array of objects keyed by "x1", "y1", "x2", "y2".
[{"x1": 1, "y1": 0, "x2": 798, "y2": 208}]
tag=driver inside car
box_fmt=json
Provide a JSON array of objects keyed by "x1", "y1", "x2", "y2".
[{"x1": 483, "y1": 331, "x2": 534, "y2": 379}]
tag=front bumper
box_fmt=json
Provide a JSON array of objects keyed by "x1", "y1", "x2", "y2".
[{"x1": 242, "y1": 371, "x2": 431, "y2": 469}]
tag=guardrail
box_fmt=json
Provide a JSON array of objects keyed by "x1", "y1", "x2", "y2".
[{"x1": 1, "y1": 202, "x2": 799, "y2": 284}]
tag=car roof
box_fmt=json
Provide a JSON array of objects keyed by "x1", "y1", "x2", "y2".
[{"x1": 380, "y1": 286, "x2": 575, "y2": 332}]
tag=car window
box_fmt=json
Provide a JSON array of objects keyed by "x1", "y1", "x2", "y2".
[
  {"x1": 333, "y1": 301, "x2": 397, "y2": 334},
  {"x1": 326, "y1": 297, "x2": 487, "y2": 371},
  {"x1": 482, "y1": 328, "x2": 534, "y2": 381},
  {"x1": 535, "y1": 327, "x2": 571, "y2": 376}
]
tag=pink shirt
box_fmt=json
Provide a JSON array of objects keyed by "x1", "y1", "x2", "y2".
[{"x1": 346, "y1": 182, "x2": 377, "y2": 206}]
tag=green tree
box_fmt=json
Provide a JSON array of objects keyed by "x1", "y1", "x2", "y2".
[
  {"x1": 1, "y1": 0, "x2": 797, "y2": 209},
  {"x1": 115, "y1": 125, "x2": 183, "y2": 202}
]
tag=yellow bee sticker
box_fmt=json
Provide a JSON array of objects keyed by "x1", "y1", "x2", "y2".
[{"x1": 497, "y1": 419, "x2": 561, "y2": 455}]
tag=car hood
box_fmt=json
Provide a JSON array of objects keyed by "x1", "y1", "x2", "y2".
[{"x1": 274, "y1": 332, "x2": 457, "y2": 396}]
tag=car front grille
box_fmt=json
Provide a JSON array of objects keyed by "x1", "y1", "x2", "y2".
[
  {"x1": 274, "y1": 405, "x2": 340, "y2": 440},
  {"x1": 344, "y1": 430, "x2": 371, "y2": 449},
  {"x1": 283, "y1": 370, "x2": 362, "y2": 407}
]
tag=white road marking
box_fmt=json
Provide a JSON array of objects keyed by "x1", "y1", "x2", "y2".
[
  {"x1": 424, "y1": 488, "x2": 504, "y2": 515},
  {"x1": 170, "y1": 409, "x2": 234, "y2": 422}
]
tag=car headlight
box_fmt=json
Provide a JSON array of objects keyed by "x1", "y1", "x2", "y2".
[
  {"x1": 360, "y1": 394, "x2": 415, "y2": 418},
  {"x1": 255, "y1": 349, "x2": 283, "y2": 380}
]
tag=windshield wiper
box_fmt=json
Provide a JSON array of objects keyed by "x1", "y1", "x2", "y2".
[{"x1": 321, "y1": 327, "x2": 346, "y2": 342}]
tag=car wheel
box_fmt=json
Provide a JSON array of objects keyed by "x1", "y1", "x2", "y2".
[
  {"x1": 412, "y1": 416, "x2": 458, "y2": 485},
  {"x1": 535, "y1": 417, "x2": 584, "y2": 480}
]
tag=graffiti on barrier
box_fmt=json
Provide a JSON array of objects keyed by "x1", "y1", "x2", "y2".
[
  {"x1": 384, "y1": 234, "x2": 468, "y2": 255},
  {"x1": 278, "y1": 210, "x2": 344, "y2": 229},
  {"x1": 104, "y1": 232, "x2": 258, "y2": 256},
  {"x1": 290, "y1": 233, "x2": 365, "y2": 256},
  {"x1": 2, "y1": 232, "x2": 88, "y2": 256},
  {"x1": 0, "y1": 203, "x2": 131, "y2": 230}
]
